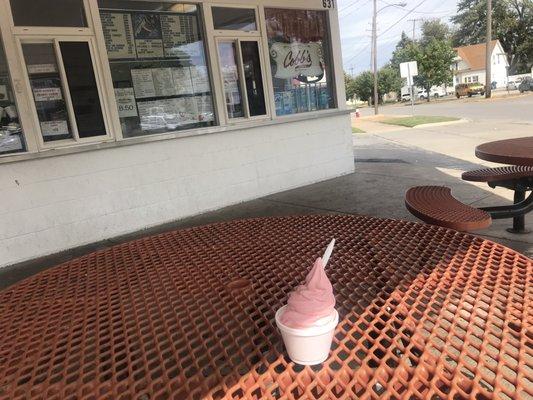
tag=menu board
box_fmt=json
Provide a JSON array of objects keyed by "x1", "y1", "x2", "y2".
[
  {"x1": 133, "y1": 14, "x2": 164, "y2": 58},
  {"x1": 161, "y1": 14, "x2": 198, "y2": 57},
  {"x1": 100, "y1": 12, "x2": 136, "y2": 60}
]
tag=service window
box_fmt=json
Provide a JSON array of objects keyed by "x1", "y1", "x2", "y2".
[
  {"x1": 217, "y1": 39, "x2": 266, "y2": 120},
  {"x1": 9, "y1": 0, "x2": 88, "y2": 27},
  {"x1": 265, "y1": 9, "x2": 335, "y2": 116},
  {"x1": 98, "y1": 1, "x2": 215, "y2": 138},
  {"x1": 0, "y1": 34, "x2": 26, "y2": 155},
  {"x1": 21, "y1": 39, "x2": 107, "y2": 143}
]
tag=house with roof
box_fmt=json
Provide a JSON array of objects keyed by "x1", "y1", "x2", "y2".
[{"x1": 452, "y1": 40, "x2": 509, "y2": 88}]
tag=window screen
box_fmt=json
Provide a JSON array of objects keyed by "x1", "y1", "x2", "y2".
[{"x1": 212, "y1": 7, "x2": 257, "y2": 31}]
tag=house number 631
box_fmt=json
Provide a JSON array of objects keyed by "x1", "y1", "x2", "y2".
[{"x1": 322, "y1": 0, "x2": 334, "y2": 8}]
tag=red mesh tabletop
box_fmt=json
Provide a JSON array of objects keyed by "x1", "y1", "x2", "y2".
[
  {"x1": 0, "y1": 215, "x2": 531, "y2": 400},
  {"x1": 475, "y1": 137, "x2": 533, "y2": 166}
]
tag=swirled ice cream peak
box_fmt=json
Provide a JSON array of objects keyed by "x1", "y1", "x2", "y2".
[{"x1": 280, "y1": 240, "x2": 336, "y2": 329}]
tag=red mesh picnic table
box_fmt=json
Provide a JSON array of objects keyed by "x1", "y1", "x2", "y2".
[{"x1": 0, "y1": 215, "x2": 531, "y2": 399}]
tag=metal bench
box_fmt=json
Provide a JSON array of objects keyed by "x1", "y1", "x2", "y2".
[
  {"x1": 405, "y1": 186, "x2": 492, "y2": 232},
  {"x1": 462, "y1": 166, "x2": 533, "y2": 233}
]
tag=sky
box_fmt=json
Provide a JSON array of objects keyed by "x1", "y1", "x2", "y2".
[{"x1": 338, "y1": 0, "x2": 460, "y2": 75}]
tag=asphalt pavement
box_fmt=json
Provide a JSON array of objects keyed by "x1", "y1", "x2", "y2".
[{"x1": 359, "y1": 92, "x2": 533, "y2": 123}]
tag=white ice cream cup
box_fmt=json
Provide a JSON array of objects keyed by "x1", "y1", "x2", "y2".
[{"x1": 275, "y1": 305, "x2": 339, "y2": 365}]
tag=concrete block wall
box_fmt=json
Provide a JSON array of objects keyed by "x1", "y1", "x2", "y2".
[{"x1": 0, "y1": 113, "x2": 354, "y2": 268}]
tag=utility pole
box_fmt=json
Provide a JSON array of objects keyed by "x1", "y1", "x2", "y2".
[
  {"x1": 372, "y1": 0, "x2": 378, "y2": 114},
  {"x1": 485, "y1": 0, "x2": 492, "y2": 98},
  {"x1": 408, "y1": 18, "x2": 423, "y2": 41}
]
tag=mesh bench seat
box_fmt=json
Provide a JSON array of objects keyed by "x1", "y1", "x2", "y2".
[
  {"x1": 405, "y1": 186, "x2": 492, "y2": 232},
  {"x1": 462, "y1": 166, "x2": 533, "y2": 183}
]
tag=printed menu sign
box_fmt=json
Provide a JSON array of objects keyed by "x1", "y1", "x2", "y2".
[
  {"x1": 131, "y1": 69, "x2": 156, "y2": 98},
  {"x1": 40, "y1": 120, "x2": 69, "y2": 137},
  {"x1": 114, "y1": 88, "x2": 138, "y2": 118},
  {"x1": 171, "y1": 67, "x2": 193, "y2": 95},
  {"x1": 152, "y1": 68, "x2": 176, "y2": 97},
  {"x1": 133, "y1": 13, "x2": 164, "y2": 58},
  {"x1": 190, "y1": 66, "x2": 210, "y2": 93},
  {"x1": 161, "y1": 14, "x2": 198, "y2": 57},
  {"x1": 33, "y1": 87, "x2": 62, "y2": 102},
  {"x1": 100, "y1": 12, "x2": 136, "y2": 60}
]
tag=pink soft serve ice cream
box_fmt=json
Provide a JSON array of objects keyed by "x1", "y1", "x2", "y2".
[{"x1": 280, "y1": 257, "x2": 336, "y2": 329}]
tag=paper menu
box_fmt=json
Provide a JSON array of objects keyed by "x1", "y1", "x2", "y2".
[
  {"x1": 171, "y1": 67, "x2": 194, "y2": 95},
  {"x1": 190, "y1": 66, "x2": 211, "y2": 93},
  {"x1": 131, "y1": 69, "x2": 156, "y2": 99},
  {"x1": 100, "y1": 12, "x2": 136, "y2": 60},
  {"x1": 152, "y1": 68, "x2": 176, "y2": 97}
]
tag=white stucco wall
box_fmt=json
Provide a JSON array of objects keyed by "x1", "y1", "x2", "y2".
[{"x1": 0, "y1": 113, "x2": 354, "y2": 268}]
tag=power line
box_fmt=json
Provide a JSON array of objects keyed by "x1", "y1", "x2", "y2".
[{"x1": 378, "y1": 0, "x2": 432, "y2": 38}]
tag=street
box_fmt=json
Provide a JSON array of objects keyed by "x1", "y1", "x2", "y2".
[{"x1": 359, "y1": 92, "x2": 533, "y2": 123}]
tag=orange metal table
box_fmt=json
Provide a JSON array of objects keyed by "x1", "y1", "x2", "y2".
[{"x1": 1, "y1": 215, "x2": 531, "y2": 400}]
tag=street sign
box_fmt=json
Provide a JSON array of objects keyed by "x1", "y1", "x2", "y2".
[
  {"x1": 400, "y1": 61, "x2": 418, "y2": 79},
  {"x1": 400, "y1": 61, "x2": 418, "y2": 115}
]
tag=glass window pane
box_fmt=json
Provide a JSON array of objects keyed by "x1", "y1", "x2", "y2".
[
  {"x1": 265, "y1": 9, "x2": 335, "y2": 116},
  {"x1": 60, "y1": 42, "x2": 106, "y2": 138},
  {"x1": 22, "y1": 43, "x2": 73, "y2": 142},
  {"x1": 10, "y1": 0, "x2": 87, "y2": 27},
  {"x1": 0, "y1": 36, "x2": 26, "y2": 155},
  {"x1": 212, "y1": 7, "x2": 257, "y2": 31},
  {"x1": 98, "y1": 1, "x2": 216, "y2": 137},
  {"x1": 240, "y1": 41, "x2": 265, "y2": 117},
  {"x1": 218, "y1": 42, "x2": 244, "y2": 119}
]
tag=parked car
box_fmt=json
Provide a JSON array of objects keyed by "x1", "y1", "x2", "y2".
[
  {"x1": 518, "y1": 77, "x2": 533, "y2": 93},
  {"x1": 418, "y1": 88, "x2": 444, "y2": 100},
  {"x1": 455, "y1": 83, "x2": 485, "y2": 98},
  {"x1": 507, "y1": 81, "x2": 518, "y2": 90},
  {"x1": 401, "y1": 93, "x2": 412, "y2": 102}
]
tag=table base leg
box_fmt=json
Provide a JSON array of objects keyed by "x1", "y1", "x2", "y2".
[{"x1": 506, "y1": 190, "x2": 531, "y2": 234}]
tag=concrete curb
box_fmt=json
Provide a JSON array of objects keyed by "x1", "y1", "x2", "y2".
[{"x1": 412, "y1": 118, "x2": 470, "y2": 129}]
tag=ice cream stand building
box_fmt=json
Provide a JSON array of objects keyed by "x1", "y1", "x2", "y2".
[{"x1": 0, "y1": 0, "x2": 353, "y2": 267}]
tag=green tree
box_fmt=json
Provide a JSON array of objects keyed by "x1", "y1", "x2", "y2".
[
  {"x1": 350, "y1": 67, "x2": 403, "y2": 105},
  {"x1": 451, "y1": 0, "x2": 533, "y2": 73},
  {"x1": 392, "y1": 20, "x2": 455, "y2": 102},
  {"x1": 410, "y1": 39, "x2": 456, "y2": 101},
  {"x1": 345, "y1": 73, "x2": 357, "y2": 101},
  {"x1": 390, "y1": 31, "x2": 414, "y2": 70},
  {"x1": 352, "y1": 71, "x2": 374, "y2": 104}
]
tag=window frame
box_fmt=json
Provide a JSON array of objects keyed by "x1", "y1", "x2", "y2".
[
  {"x1": 16, "y1": 35, "x2": 113, "y2": 149},
  {"x1": 215, "y1": 36, "x2": 269, "y2": 123}
]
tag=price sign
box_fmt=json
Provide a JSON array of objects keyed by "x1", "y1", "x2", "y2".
[
  {"x1": 114, "y1": 88, "x2": 138, "y2": 118},
  {"x1": 322, "y1": 0, "x2": 335, "y2": 9}
]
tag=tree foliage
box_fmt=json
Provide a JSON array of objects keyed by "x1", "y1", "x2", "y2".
[
  {"x1": 451, "y1": 0, "x2": 533, "y2": 73},
  {"x1": 348, "y1": 66, "x2": 402, "y2": 104},
  {"x1": 390, "y1": 20, "x2": 455, "y2": 102}
]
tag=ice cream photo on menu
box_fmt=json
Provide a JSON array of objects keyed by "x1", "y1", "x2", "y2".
[{"x1": 275, "y1": 239, "x2": 339, "y2": 365}]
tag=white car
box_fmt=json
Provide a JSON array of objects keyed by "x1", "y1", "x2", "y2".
[{"x1": 418, "y1": 88, "x2": 446, "y2": 99}]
